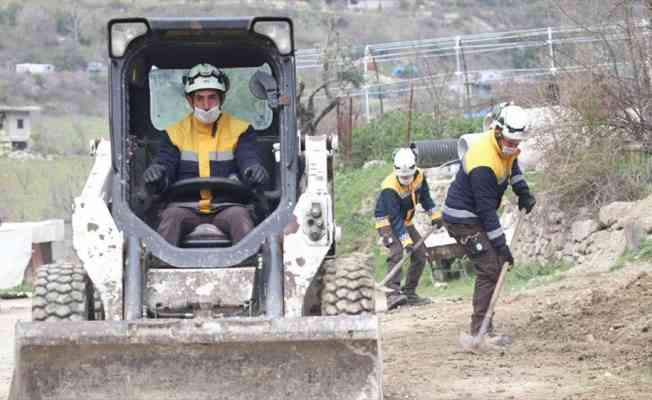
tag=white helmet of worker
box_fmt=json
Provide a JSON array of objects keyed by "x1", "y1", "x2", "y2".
[
  {"x1": 393, "y1": 148, "x2": 417, "y2": 186},
  {"x1": 183, "y1": 63, "x2": 228, "y2": 94},
  {"x1": 483, "y1": 101, "x2": 513, "y2": 131},
  {"x1": 495, "y1": 105, "x2": 529, "y2": 141}
]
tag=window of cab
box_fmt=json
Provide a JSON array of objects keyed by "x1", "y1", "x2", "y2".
[{"x1": 149, "y1": 64, "x2": 274, "y2": 131}]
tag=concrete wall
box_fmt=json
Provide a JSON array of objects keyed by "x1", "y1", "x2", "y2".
[{"x1": 0, "y1": 220, "x2": 64, "y2": 289}]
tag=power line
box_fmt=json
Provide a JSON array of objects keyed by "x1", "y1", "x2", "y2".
[{"x1": 296, "y1": 21, "x2": 648, "y2": 70}]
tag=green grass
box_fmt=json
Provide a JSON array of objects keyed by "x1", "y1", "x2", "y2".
[
  {"x1": 504, "y1": 260, "x2": 571, "y2": 290},
  {"x1": 411, "y1": 259, "x2": 571, "y2": 299},
  {"x1": 334, "y1": 162, "x2": 393, "y2": 255},
  {"x1": 611, "y1": 238, "x2": 652, "y2": 271},
  {"x1": 0, "y1": 157, "x2": 92, "y2": 221},
  {"x1": 0, "y1": 114, "x2": 104, "y2": 222},
  {"x1": 31, "y1": 116, "x2": 107, "y2": 156},
  {"x1": 0, "y1": 282, "x2": 32, "y2": 298}
]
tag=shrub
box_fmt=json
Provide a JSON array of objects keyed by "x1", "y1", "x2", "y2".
[{"x1": 350, "y1": 110, "x2": 481, "y2": 166}]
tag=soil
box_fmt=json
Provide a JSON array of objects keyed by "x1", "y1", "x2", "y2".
[
  {"x1": 0, "y1": 298, "x2": 30, "y2": 400},
  {"x1": 1, "y1": 263, "x2": 650, "y2": 399},
  {"x1": 381, "y1": 262, "x2": 652, "y2": 400}
]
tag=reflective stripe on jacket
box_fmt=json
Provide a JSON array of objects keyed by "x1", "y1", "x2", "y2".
[{"x1": 156, "y1": 112, "x2": 260, "y2": 213}]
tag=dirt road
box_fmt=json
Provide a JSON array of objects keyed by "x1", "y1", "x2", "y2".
[
  {"x1": 382, "y1": 262, "x2": 652, "y2": 399},
  {"x1": 0, "y1": 298, "x2": 30, "y2": 400},
  {"x1": 1, "y1": 263, "x2": 650, "y2": 399}
]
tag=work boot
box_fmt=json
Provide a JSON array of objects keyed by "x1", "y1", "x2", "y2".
[
  {"x1": 386, "y1": 293, "x2": 408, "y2": 311},
  {"x1": 404, "y1": 291, "x2": 432, "y2": 306}
]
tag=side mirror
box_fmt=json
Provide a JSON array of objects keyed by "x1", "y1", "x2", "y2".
[{"x1": 249, "y1": 71, "x2": 279, "y2": 109}]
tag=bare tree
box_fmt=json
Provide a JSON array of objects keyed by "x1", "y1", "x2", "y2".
[
  {"x1": 296, "y1": 16, "x2": 363, "y2": 136},
  {"x1": 538, "y1": 0, "x2": 652, "y2": 210}
]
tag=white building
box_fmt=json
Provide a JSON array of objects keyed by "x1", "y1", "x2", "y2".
[
  {"x1": 15, "y1": 63, "x2": 55, "y2": 75},
  {"x1": 0, "y1": 106, "x2": 42, "y2": 150}
]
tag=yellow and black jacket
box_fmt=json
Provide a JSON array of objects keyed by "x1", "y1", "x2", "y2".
[
  {"x1": 443, "y1": 130, "x2": 530, "y2": 248},
  {"x1": 374, "y1": 169, "x2": 441, "y2": 248},
  {"x1": 156, "y1": 112, "x2": 261, "y2": 213}
]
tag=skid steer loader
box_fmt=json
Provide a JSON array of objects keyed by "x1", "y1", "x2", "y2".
[{"x1": 10, "y1": 17, "x2": 381, "y2": 400}]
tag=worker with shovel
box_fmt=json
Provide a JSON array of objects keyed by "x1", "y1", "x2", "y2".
[
  {"x1": 375, "y1": 146, "x2": 443, "y2": 310},
  {"x1": 443, "y1": 103, "x2": 536, "y2": 347}
]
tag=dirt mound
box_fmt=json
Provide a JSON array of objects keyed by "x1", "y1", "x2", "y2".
[{"x1": 522, "y1": 271, "x2": 652, "y2": 367}]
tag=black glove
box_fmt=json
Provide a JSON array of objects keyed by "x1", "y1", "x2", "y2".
[
  {"x1": 431, "y1": 217, "x2": 443, "y2": 229},
  {"x1": 518, "y1": 193, "x2": 536, "y2": 214},
  {"x1": 382, "y1": 235, "x2": 394, "y2": 248},
  {"x1": 244, "y1": 164, "x2": 269, "y2": 186},
  {"x1": 496, "y1": 244, "x2": 514, "y2": 266},
  {"x1": 404, "y1": 243, "x2": 414, "y2": 253},
  {"x1": 143, "y1": 164, "x2": 166, "y2": 185}
]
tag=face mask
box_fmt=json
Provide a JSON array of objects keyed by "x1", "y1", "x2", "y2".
[
  {"x1": 501, "y1": 146, "x2": 519, "y2": 156},
  {"x1": 397, "y1": 175, "x2": 414, "y2": 186},
  {"x1": 500, "y1": 138, "x2": 520, "y2": 157},
  {"x1": 193, "y1": 105, "x2": 221, "y2": 124}
]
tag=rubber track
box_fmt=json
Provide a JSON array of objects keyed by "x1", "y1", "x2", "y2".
[
  {"x1": 32, "y1": 263, "x2": 90, "y2": 321},
  {"x1": 321, "y1": 259, "x2": 375, "y2": 315}
]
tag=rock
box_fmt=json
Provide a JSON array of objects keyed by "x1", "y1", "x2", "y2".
[
  {"x1": 578, "y1": 240, "x2": 591, "y2": 255},
  {"x1": 623, "y1": 221, "x2": 643, "y2": 252},
  {"x1": 599, "y1": 201, "x2": 634, "y2": 228},
  {"x1": 621, "y1": 194, "x2": 652, "y2": 233},
  {"x1": 547, "y1": 211, "x2": 565, "y2": 225},
  {"x1": 551, "y1": 234, "x2": 566, "y2": 251},
  {"x1": 571, "y1": 219, "x2": 599, "y2": 243},
  {"x1": 572, "y1": 230, "x2": 627, "y2": 273}
]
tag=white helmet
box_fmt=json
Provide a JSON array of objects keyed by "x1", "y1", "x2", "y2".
[
  {"x1": 494, "y1": 104, "x2": 529, "y2": 141},
  {"x1": 183, "y1": 63, "x2": 229, "y2": 95},
  {"x1": 483, "y1": 101, "x2": 513, "y2": 131},
  {"x1": 393, "y1": 148, "x2": 417, "y2": 186}
]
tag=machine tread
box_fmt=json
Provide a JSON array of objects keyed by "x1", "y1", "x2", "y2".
[
  {"x1": 32, "y1": 262, "x2": 100, "y2": 321},
  {"x1": 320, "y1": 259, "x2": 375, "y2": 315}
]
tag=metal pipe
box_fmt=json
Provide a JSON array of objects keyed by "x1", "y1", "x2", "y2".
[
  {"x1": 264, "y1": 234, "x2": 283, "y2": 318},
  {"x1": 125, "y1": 236, "x2": 142, "y2": 320},
  {"x1": 413, "y1": 139, "x2": 459, "y2": 168}
]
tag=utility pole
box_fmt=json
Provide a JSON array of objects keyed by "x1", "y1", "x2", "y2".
[
  {"x1": 372, "y1": 51, "x2": 384, "y2": 116},
  {"x1": 454, "y1": 36, "x2": 464, "y2": 111},
  {"x1": 364, "y1": 45, "x2": 371, "y2": 122},
  {"x1": 460, "y1": 39, "x2": 471, "y2": 115},
  {"x1": 406, "y1": 79, "x2": 414, "y2": 146},
  {"x1": 547, "y1": 27, "x2": 557, "y2": 75}
]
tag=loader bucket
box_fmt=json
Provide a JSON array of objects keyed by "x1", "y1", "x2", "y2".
[{"x1": 10, "y1": 315, "x2": 382, "y2": 400}]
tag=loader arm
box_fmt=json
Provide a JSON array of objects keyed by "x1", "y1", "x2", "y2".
[
  {"x1": 283, "y1": 134, "x2": 336, "y2": 316},
  {"x1": 72, "y1": 139, "x2": 123, "y2": 320}
]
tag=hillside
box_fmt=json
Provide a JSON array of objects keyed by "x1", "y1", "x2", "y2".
[{"x1": 0, "y1": 0, "x2": 561, "y2": 114}]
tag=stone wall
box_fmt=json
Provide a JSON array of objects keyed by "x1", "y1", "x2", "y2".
[{"x1": 513, "y1": 194, "x2": 652, "y2": 272}]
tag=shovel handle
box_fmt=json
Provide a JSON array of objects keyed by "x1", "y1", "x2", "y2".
[
  {"x1": 377, "y1": 226, "x2": 439, "y2": 289},
  {"x1": 472, "y1": 209, "x2": 528, "y2": 340},
  {"x1": 477, "y1": 261, "x2": 509, "y2": 338}
]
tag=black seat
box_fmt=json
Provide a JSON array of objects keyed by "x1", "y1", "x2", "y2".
[{"x1": 181, "y1": 223, "x2": 232, "y2": 248}]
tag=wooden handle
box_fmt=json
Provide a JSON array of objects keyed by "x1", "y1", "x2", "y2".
[{"x1": 477, "y1": 262, "x2": 509, "y2": 338}]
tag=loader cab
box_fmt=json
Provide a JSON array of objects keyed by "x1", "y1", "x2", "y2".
[
  {"x1": 146, "y1": 64, "x2": 279, "y2": 249},
  {"x1": 108, "y1": 18, "x2": 300, "y2": 268}
]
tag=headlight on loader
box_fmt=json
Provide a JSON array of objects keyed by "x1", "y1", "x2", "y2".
[
  {"x1": 109, "y1": 20, "x2": 148, "y2": 58},
  {"x1": 252, "y1": 19, "x2": 293, "y2": 55}
]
